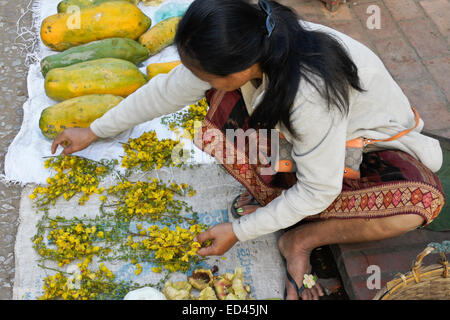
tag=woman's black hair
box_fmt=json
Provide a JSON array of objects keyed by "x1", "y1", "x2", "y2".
[{"x1": 175, "y1": 0, "x2": 364, "y2": 137}]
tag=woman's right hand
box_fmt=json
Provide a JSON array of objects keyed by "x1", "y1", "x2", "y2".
[{"x1": 51, "y1": 127, "x2": 99, "y2": 155}]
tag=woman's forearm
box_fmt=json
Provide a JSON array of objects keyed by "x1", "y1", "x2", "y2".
[{"x1": 90, "y1": 64, "x2": 211, "y2": 138}]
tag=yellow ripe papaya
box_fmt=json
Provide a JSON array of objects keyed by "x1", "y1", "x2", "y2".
[
  {"x1": 139, "y1": 16, "x2": 181, "y2": 56},
  {"x1": 41, "y1": 1, "x2": 151, "y2": 51},
  {"x1": 141, "y1": 0, "x2": 163, "y2": 6},
  {"x1": 146, "y1": 60, "x2": 181, "y2": 79},
  {"x1": 57, "y1": 0, "x2": 136, "y2": 13},
  {"x1": 44, "y1": 58, "x2": 148, "y2": 101},
  {"x1": 39, "y1": 94, "x2": 123, "y2": 139}
]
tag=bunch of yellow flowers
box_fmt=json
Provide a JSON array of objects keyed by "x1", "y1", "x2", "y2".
[
  {"x1": 39, "y1": 259, "x2": 115, "y2": 300},
  {"x1": 126, "y1": 224, "x2": 205, "y2": 273},
  {"x1": 29, "y1": 155, "x2": 115, "y2": 207},
  {"x1": 167, "y1": 98, "x2": 209, "y2": 138},
  {"x1": 32, "y1": 124, "x2": 208, "y2": 299},
  {"x1": 34, "y1": 221, "x2": 107, "y2": 267},
  {"x1": 121, "y1": 131, "x2": 181, "y2": 171},
  {"x1": 102, "y1": 178, "x2": 196, "y2": 222},
  {"x1": 169, "y1": 181, "x2": 197, "y2": 197}
]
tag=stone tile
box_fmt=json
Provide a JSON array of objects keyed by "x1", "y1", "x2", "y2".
[
  {"x1": 342, "y1": 247, "x2": 423, "y2": 278},
  {"x1": 419, "y1": 0, "x2": 450, "y2": 36},
  {"x1": 398, "y1": 18, "x2": 449, "y2": 59},
  {"x1": 423, "y1": 56, "x2": 450, "y2": 102},
  {"x1": 433, "y1": 127, "x2": 450, "y2": 139},
  {"x1": 383, "y1": 0, "x2": 424, "y2": 21},
  {"x1": 397, "y1": 77, "x2": 450, "y2": 138},
  {"x1": 279, "y1": 0, "x2": 321, "y2": 14},
  {"x1": 348, "y1": 0, "x2": 382, "y2": 3},
  {"x1": 281, "y1": 0, "x2": 328, "y2": 24},
  {"x1": 374, "y1": 37, "x2": 428, "y2": 80},
  {"x1": 350, "y1": 279, "x2": 388, "y2": 300},
  {"x1": 352, "y1": 1, "x2": 401, "y2": 40},
  {"x1": 327, "y1": 19, "x2": 376, "y2": 51}
]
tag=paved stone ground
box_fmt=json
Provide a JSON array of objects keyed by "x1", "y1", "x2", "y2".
[
  {"x1": 0, "y1": 0, "x2": 448, "y2": 299},
  {"x1": 282, "y1": 0, "x2": 450, "y2": 138},
  {"x1": 331, "y1": 226, "x2": 450, "y2": 299}
]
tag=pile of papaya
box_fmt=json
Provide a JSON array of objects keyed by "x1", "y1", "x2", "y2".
[{"x1": 39, "y1": 0, "x2": 182, "y2": 139}]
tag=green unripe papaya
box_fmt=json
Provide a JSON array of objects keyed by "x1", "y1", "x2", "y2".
[{"x1": 40, "y1": 38, "x2": 149, "y2": 77}]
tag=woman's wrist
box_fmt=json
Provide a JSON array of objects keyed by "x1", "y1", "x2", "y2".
[
  {"x1": 231, "y1": 220, "x2": 246, "y2": 242},
  {"x1": 87, "y1": 127, "x2": 99, "y2": 143}
]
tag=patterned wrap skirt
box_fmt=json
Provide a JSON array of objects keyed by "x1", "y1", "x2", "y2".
[{"x1": 192, "y1": 89, "x2": 445, "y2": 226}]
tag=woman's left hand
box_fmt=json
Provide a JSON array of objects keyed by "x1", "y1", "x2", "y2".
[{"x1": 195, "y1": 222, "x2": 238, "y2": 256}]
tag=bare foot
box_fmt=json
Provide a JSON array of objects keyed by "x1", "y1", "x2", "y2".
[
  {"x1": 235, "y1": 191, "x2": 252, "y2": 207},
  {"x1": 234, "y1": 191, "x2": 261, "y2": 216},
  {"x1": 278, "y1": 228, "x2": 324, "y2": 300}
]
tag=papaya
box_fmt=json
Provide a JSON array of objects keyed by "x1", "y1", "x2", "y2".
[
  {"x1": 41, "y1": 1, "x2": 151, "y2": 51},
  {"x1": 139, "y1": 16, "x2": 181, "y2": 56},
  {"x1": 57, "y1": 0, "x2": 136, "y2": 13},
  {"x1": 141, "y1": 0, "x2": 163, "y2": 6},
  {"x1": 146, "y1": 60, "x2": 181, "y2": 79},
  {"x1": 44, "y1": 58, "x2": 148, "y2": 101},
  {"x1": 40, "y1": 38, "x2": 149, "y2": 77},
  {"x1": 188, "y1": 269, "x2": 214, "y2": 290},
  {"x1": 39, "y1": 94, "x2": 123, "y2": 139}
]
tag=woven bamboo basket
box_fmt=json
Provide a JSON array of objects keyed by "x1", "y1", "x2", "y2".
[{"x1": 374, "y1": 242, "x2": 450, "y2": 300}]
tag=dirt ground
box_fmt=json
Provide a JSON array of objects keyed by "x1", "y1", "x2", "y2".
[{"x1": 0, "y1": 0, "x2": 32, "y2": 299}]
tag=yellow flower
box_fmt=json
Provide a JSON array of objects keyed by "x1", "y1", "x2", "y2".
[
  {"x1": 74, "y1": 224, "x2": 84, "y2": 233},
  {"x1": 152, "y1": 267, "x2": 162, "y2": 273},
  {"x1": 135, "y1": 264, "x2": 143, "y2": 275}
]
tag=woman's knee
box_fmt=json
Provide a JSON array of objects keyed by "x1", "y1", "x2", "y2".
[{"x1": 385, "y1": 214, "x2": 425, "y2": 233}]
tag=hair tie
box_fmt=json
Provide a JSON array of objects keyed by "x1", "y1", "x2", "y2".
[{"x1": 258, "y1": 0, "x2": 276, "y2": 37}]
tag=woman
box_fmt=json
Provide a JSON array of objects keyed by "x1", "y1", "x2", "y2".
[{"x1": 51, "y1": 0, "x2": 445, "y2": 300}]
